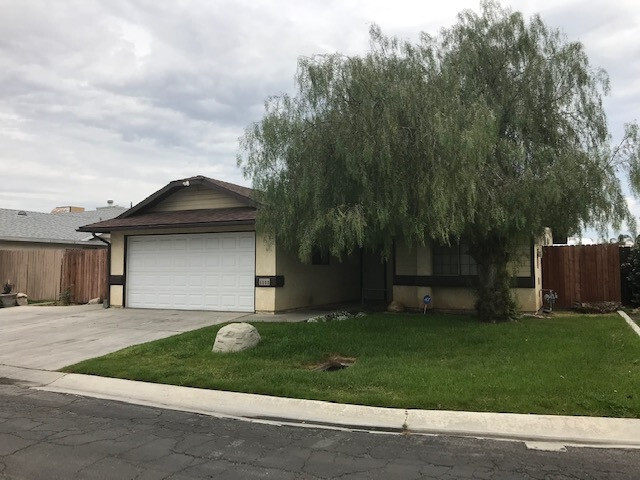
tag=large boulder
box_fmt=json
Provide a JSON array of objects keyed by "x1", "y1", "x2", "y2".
[
  {"x1": 16, "y1": 293, "x2": 28, "y2": 306},
  {"x1": 212, "y1": 323, "x2": 261, "y2": 353}
]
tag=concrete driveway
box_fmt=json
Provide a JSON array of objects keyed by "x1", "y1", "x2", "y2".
[{"x1": 0, "y1": 305, "x2": 248, "y2": 370}]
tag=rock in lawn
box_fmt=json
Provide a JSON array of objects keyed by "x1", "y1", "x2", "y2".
[
  {"x1": 213, "y1": 323, "x2": 261, "y2": 353},
  {"x1": 387, "y1": 300, "x2": 405, "y2": 313},
  {"x1": 87, "y1": 297, "x2": 102, "y2": 305},
  {"x1": 16, "y1": 293, "x2": 28, "y2": 306}
]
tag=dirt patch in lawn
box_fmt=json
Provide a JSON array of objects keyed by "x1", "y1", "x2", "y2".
[{"x1": 309, "y1": 355, "x2": 356, "y2": 372}]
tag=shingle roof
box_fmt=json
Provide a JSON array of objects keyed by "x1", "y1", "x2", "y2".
[
  {"x1": 78, "y1": 207, "x2": 256, "y2": 232},
  {"x1": 195, "y1": 176, "x2": 254, "y2": 200},
  {"x1": 0, "y1": 207, "x2": 127, "y2": 244}
]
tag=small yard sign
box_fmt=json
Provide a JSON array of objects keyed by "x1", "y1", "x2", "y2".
[{"x1": 423, "y1": 294, "x2": 432, "y2": 314}]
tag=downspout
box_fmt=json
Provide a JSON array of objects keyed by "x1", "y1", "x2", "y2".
[{"x1": 91, "y1": 233, "x2": 111, "y2": 308}]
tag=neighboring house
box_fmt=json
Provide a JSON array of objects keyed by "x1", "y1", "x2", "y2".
[
  {"x1": 0, "y1": 204, "x2": 127, "y2": 250},
  {"x1": 79, "y1": 175, "x2": 542, "y2": 313}
]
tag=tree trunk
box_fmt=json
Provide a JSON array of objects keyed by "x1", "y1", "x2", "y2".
[{"x1": 468, "y1": 236, "x2": 517, "y2": 322}]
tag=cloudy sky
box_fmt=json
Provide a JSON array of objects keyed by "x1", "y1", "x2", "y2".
[{"x1": 1, "y1": 0, "x2": 638, "y2": 227}]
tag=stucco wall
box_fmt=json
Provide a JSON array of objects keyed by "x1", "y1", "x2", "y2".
[
  {"x1": 148, "y1": 185, "x2": 245, "y2": 212},
  {"x1": 393, "y1": 241, "x2": 541, "y2": 312},
  {"x1": 255, "y1": 232, "x2": 276, "y2": 312},
  {"x1": 274, "y1": 246, "x2": 361, "y2": 311},
  {"x1": 394, "y1": 285, "x2": 538, "y2": 312}
]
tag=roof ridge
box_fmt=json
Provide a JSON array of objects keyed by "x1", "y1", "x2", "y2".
[
  {"x1": 0, "y1": 208, "x2": 52, "y2": 215},
  {"x1": 178, "y1": 176, "x2": 254, "y2": 195}
]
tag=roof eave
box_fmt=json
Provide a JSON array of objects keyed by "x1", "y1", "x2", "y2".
[{"x1": 77, "y1": 219, "x2": 256, "y2": 233}]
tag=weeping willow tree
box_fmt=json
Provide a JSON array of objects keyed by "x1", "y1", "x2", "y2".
[{"x1": 239, "y1": 1, "x2": 640, "y2": 322}]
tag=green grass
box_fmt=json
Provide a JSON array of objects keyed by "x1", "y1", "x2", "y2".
[{"x1": 62, "y1": 313, "x2": 640, "y2": 418}]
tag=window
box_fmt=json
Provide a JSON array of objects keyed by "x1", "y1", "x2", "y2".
[
  {"x1": 459, "y1": 243, "x2": 478, "y2": 275},
  {"x1": 432, "y1": 244, "x2": 459, "y2": 275},
  {"x1": 433, "y1": 242, "x2": 477, "y2": 275},
  {"x1": 311, "y1": 247, "x2": 330, "y2": 265}
]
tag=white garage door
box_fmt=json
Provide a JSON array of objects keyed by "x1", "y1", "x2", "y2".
[{"x1": 126, "y1": 232, "x2": 255, "y2": 312}]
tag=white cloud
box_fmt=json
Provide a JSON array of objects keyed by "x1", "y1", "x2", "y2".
[{"x1": 0, "y1": 0, "x2": 638, "y2": 211}]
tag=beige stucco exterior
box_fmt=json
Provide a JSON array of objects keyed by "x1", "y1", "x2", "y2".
[
  {"x1": 148, "y1": 185, "x2": 245, "y2": 212},
  {"x1": 393, "y1": 241, "x2": 542, "y2": 312},
  {"x1": 104, "y1": 179, "x2": 543, "y2": 314},
  {"x1": 274, "y1": 246, "x2": 360, "y2": 311}
]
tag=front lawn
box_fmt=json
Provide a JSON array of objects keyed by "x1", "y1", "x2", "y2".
[{"x1": 62, "y1": 313, "x2": 640, "y2": 417}]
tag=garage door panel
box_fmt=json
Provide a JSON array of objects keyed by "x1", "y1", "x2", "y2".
[
  {"x1": 220, "y1": 294, "x2": 238, "y2": 308},
  {"x1": 173, "y1": 276, "x2": 188, "y2": 287},
  {"x1": 222, "y1": 257, "x2": 236, "y2": 267},
  {"x1": 221, "y1": 238, "x2": 236, "y2": 249},
  {"x1": 188, "y1": 256, "x2": 202, "y2": 268},
  {"x1": 221, "y1": 274, "x2": 237, "y2": 287},
  {"x1": 188, "y1": 237, "x2": 204, "y2": 249},
  {"x1": 127, "y1": 232, "x2": 255, "y2": 312},
  {"x1": 155, "y1": 293, "x2": 172, "y2": 306},
  {"x1": 238, "y1": 237, "x2": 254, "y2": 248},
  {"x1": 169, "y1": 238, "x2": 187, "y2": 250},
  {"x1": 237, "y1": 295, "x2": 254, "y2": 308},
  {"x1": 238, "y1": 256, "x2": 254, "y2": 268},
  {"x1": 205, "y1": 238, "x2": 220, "y2": 248},
  {"x1": 205, "y1": 256, "x2": 220, "y2": 267}
]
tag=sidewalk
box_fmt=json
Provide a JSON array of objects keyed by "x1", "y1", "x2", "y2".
[{"x1": 2, "y1": 364, "x2": 639, "y2": 451}]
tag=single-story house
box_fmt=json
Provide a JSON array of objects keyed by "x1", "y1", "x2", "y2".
[
  {"x1": 0, "y1": 203, "x2": 127, "y2": 250},
  {"x1": 79, "y1": 176, "x2": 542, "y2": 313}
]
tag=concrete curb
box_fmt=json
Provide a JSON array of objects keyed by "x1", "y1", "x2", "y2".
[
  {"x1": 14, "y1": 370, "x2": 636, "y2": 450},
  {"x1": 0, "y1": 364, "x2": 66, "y2": 386},
  {"x1": 618, "y1": 310, "x2": 640, "y2": 338},
  {"x1": 2, "y1": 364, "x2": 639, "y2": 449}
]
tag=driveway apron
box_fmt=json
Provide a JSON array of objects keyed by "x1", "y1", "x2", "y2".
[{"x1": 0, "y1": 305, "x2": 246, "y2": 370}]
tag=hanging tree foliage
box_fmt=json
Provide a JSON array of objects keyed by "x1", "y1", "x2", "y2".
[{"x1": 239, "y1": 1, "x2": 640, "y2": 322}]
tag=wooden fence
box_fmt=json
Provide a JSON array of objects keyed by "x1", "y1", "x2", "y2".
[
  {"x1": 0, "y1": 250, "x2": 64, "y2": 300},
  {"x1": 60, "y1": 249, "x2": 108, "y2": 303},
  {"x1": 542, "y1": 244, "x2": 621, "y2": 308},
  {"x1": 0, "y1": 248, "x2": 107, "y2": 303}
]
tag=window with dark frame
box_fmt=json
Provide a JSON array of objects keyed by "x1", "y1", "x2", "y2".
[
  {"x1": 432, "y1": 242, "x2": 477, "y2": 276},
  {"x1": 459, "y1": 243, "x2": 478, "y2": 275},
  {"x1": 311, "y1": 247, "x2": 330, "y2": 265}
]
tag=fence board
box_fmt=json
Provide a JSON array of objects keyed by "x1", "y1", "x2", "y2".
[
  {"x1": 60, "y1": 249, "x2": 108, "y2": 303},
  {"x1": 0, "y1": 250, "x2": 64, "y2": 300},
  {"x1": 542, "y1": 244, "x2": 621, "y2": 308}
]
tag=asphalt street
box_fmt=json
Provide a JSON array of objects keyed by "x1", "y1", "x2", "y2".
[{"x1": 0, "y1": 383, "x2": 638, "y2": 480}]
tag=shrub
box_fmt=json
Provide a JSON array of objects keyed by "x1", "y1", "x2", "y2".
[{"x1": 622, "y1": 247, "x2": 640, "y2": 306}]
